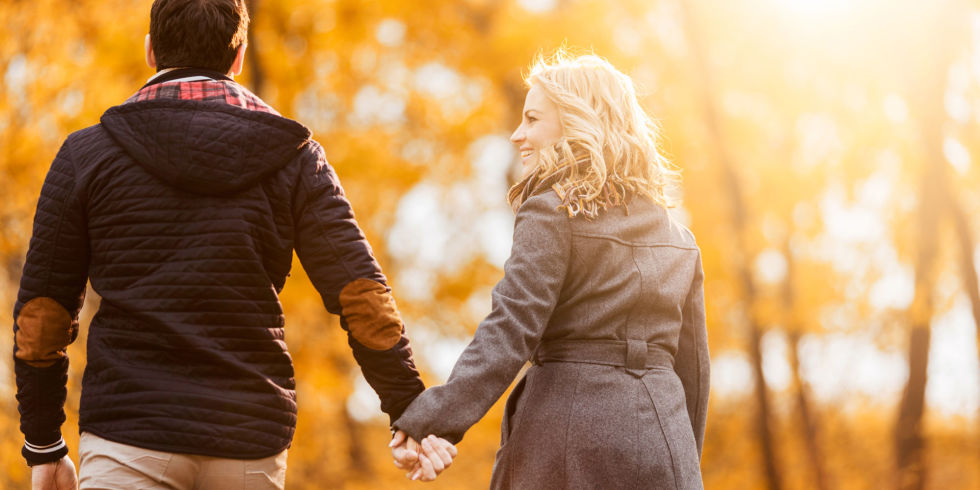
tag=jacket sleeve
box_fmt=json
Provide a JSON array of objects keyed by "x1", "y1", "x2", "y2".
[
  {"x1": 673, "y1": 250, "x2": 710, "y2": 458},
  {"x1": 14, "y1": 140, "x2": 89, "y2": 466},
  {"x1": 292, "y1": 141, "x2": 424, "y2": 423},
  {"x1": 393, "y1": 193, "x2": 570, "y2": 444}
]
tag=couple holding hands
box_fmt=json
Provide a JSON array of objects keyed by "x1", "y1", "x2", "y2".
[{"x1": 15, "y1": 0, "x2": 708, "y2": 489}]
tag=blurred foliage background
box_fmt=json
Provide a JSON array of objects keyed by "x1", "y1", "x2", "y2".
[{"x1": 2, "y1": 0, "x2": 980, "y2": 488}]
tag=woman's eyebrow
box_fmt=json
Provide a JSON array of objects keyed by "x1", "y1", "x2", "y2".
[{"x1": 524, "y1": 109, "x2": 540, "y2": 117}]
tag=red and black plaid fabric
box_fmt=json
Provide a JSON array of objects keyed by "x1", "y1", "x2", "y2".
[{"x1": 126, "y1": 80, "x2": 278, "y2": 115}]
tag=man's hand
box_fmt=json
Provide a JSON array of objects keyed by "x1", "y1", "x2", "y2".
[
  {"x1": 31, "y1": 455, "x2": 78, "y2": 490},
  {"x1": 391, "y1": 429, "x2": 420, "y2": 471},
  {"x1": 390, "y1": 430, "x2": 458, "y2": 482}
]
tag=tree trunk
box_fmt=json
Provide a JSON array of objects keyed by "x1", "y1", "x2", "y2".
[
  {"x1": 946, "y1": 189, "x2": 980, "y2": 379},
  {"x1": 892, "y1": 87, "x2": 944, "y2": 490},
  {"x1": 341, "y1": 404, "x2": 372, "y2": 477},
  {"x1": 327, "y1": 347, "x2": 373, "y2": 478},
  {"x1": 782, "y1": 240, "x2": 830, "y2": 490},
  {"x1": 892, "y1": 1, "x2": 964, "y2": 486},
  {"x1": 894, "y1": 323, "x2": 933, "y2": 490},
  {"x1": 943, "y1": 92, "x2": 980, "y2": 483},
  {"x1": 678, "y1": 2, "x2": 783, "y2": 489},
  {"x1": 745, "y1": 314, "x2": 782, "y2": 490},
  {"x1": 893, "y1": 41, "x2": 946, "y2": 490}
]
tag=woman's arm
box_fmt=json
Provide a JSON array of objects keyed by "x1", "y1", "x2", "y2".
[
  {"x1": 673, "y1": 251, "x2": 710, "y2": 457},
  {"x1": 393, "y1": 192, "x2": 571, "y2": 444}
]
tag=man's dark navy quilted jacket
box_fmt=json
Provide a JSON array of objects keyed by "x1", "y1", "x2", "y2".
[{"x1": 13, "y1": 74, "x2": 425, "y2": 465}]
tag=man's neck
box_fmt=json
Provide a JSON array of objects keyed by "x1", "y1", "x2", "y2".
[
  {"x1": 142, "y1": 67, "x2": 235, "y2": 89},
  {"x1": 147, "y1": 67, "x2": 234, "y2": 84}
]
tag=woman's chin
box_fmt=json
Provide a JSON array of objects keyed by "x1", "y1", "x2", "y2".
[{"x1": 520, "y1": 161, "x2": 537, "y2": 179}]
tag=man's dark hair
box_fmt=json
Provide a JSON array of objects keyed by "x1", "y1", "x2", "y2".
[{"x1": 150, "y1": 0, "x2": 250, "y2": 73}]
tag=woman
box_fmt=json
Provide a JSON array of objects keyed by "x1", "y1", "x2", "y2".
[{"x1": 394, "y1": 53, "x2": 709, "y2": 489}]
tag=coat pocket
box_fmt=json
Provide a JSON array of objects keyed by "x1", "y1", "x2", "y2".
[
  {"x1": 500, "y1": 373, "x2": 530, "y2": 447},
  {"x1": 491, "y1": 373, "x2": 531, "y2": 488}
]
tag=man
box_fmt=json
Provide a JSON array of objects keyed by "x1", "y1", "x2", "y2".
[{"x1": 15, "y1": 0, "x2": 452, "y2": 488}]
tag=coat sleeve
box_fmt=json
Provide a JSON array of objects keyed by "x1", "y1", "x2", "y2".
[
  {"x1": 393, "y1": 193, "x2": 570, "y2": 444},
  {"x1": 292, "y1": 141, "x2": 424, "y2": 423},
  {"x1": 14, "y1": 139, "x2": 89, "y2": 466},
  {"x1": 673, "y1": 250, "x2": 710, "y2": 458}
]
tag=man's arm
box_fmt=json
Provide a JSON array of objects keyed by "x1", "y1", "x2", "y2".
[
  {"x1": 292, "y1": 141, "x2": 424, "y2": 422},
  {"x1": 14, "y1": 139, "x2": 89, "y2": 466}
]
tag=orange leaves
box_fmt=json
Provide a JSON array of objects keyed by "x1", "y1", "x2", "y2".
[{"x1": 1, "y1": 0, "x2": 979, "y2": 487}]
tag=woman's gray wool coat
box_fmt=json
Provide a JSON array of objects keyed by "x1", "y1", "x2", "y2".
[{"x1": 395, "y1": 191, "x2": 709, "y2": 490}]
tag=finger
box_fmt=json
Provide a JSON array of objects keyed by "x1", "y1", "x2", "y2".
[
  {"x1": 392, "y1": 445, "x2": 418, "y2": 465},
  {"x1": 399, "y1": 436, "x2": 419, "y2": 460},
  {"x1": 389, "y1": 430, "x2": 406, "y2": 448},
  {"x1": 52, "y1": 459, "x2": 65, "y2": 490},
  {"x1": 31, "y1": 464, "x2": 54, "y2": 490},
  {"x1": 394, "y1": 444, "x2": 419, "y2": 459},
  {"x1": 426, "y1": 435, "x2": 457, "y2": 462},
  {"x1": 392, "y1": 435, "x2": 419, "y2": 467},
  {"x1": 407, "y1": 460, "x2": 423, "y2": 480},
  {"x1": 421, "y1": 438, "x2": 446, "y2": 473},
  {"x1": 443, "y1": 439, "x2": 459, "y2": 458},
  {"x1": 418, "y1": 452, "x2": 438, "y2": 481},
  {"x1": 426, "y1": 435, "x2": 454, "y2": 468}
]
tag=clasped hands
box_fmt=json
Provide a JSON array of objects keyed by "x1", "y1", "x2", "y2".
[{"x1": 389, "y1": 430, "x2": 458, "y2": 482}]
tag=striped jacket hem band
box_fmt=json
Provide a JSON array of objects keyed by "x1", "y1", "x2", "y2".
[{"x1": 24, "y1": 438, "x2": 66, "y2": 454}]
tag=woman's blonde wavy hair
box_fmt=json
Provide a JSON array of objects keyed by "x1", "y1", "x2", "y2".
[{"x1": 508, "y1": 51, "x2": 679, "y2": 218}]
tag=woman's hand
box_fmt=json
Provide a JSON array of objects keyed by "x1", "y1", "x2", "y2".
[{"x1": 390, "y1": 431, "x2": 458, "y2": 482}]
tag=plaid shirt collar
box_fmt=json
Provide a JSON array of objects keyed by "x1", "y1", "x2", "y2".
[{"x1": 125, "y1": 68, "x2": 278, "y2": 115}]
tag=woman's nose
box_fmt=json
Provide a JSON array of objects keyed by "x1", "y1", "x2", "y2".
[{"x1": 510, "y1": 126, "x2": 523, "y2": 144}]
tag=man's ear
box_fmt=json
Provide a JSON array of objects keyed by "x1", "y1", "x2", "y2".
[
  {"x1": 145, "y1": 34, "x2": 157, "y2": 70},
  {"x1": 229, "y1": 43, "x2": 247, "y2": 77}
]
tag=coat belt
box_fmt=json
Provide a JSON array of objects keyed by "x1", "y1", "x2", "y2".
[{"x1": 532, "y1": 339, "x2": 674, "y2": 377}]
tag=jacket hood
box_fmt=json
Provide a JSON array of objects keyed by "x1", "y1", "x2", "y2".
[{"x1": 101, "y1": 99, "x2": 312, "y2": 196}]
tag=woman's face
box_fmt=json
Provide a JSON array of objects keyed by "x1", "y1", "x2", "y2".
[{"x1": 510, "y1": 84, "x2": 563, "y2": 178}]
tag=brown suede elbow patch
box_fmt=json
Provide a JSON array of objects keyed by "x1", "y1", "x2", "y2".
[
  {"x1": 14, "y1": 297, "x2": 76, "y2": 368},
  {"x1": 339, "y1": 278, "x2": 403, "y2": 350}
]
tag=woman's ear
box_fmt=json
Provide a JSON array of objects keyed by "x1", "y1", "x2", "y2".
[{"x1": 145, "y1": 34, "x2": 157, "y2": 70}]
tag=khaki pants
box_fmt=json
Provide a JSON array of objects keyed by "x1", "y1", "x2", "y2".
[{"x1": 78, "y1": 432, "x2": 287, "y2": 490}]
